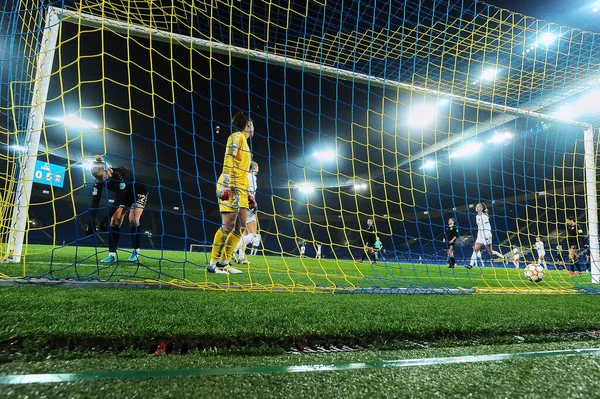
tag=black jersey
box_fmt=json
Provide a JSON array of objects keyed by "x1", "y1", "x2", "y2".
[
  {"x1": 566, "y1": 223, "x2": 580, "y2": 248},
  {"x1": 363, "y1": 223, "x2": 376, "y2": 246},
  {"x1": 445, "y1": 225, "x2": 459, "y2": 244},
  {"x1": 90, "y1": 167, "x2": 147, "y2": 219},
  {"x1": 566, "y1": 223, "x2": 578, "y2": 237}
]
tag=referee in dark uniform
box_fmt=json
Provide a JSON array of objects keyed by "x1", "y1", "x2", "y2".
[
  {"x1": 443, "y1": 218, "x2": 459, "y2": 268},
  {"x1": 359, "y1": 218, "x2": 376, "y2": 263}
]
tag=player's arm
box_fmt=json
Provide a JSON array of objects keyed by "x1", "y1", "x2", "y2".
[{"x1": 216, "y1": 137, "x2": 240, "y2": 200}]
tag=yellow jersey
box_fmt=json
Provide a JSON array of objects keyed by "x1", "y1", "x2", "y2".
[{"x1": 220, "y1": 131, "x2": 251, "y2": 190}]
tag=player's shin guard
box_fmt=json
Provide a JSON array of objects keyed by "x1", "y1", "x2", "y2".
[
  {"x1": 210, "y1": 228, "x2": 230, "y2": 264},
  {"x1": 223, "y1": 230, "x2": 242, "y2": 263},
  {"x1": 109, "y1": 226, "x2": 121, "y2": 252}
]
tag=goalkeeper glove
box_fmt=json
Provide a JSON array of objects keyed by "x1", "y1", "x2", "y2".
[
  {"x1": 217, "y1": 173, "x2": 232, "y2": 200},
  {"x1": 248, "y1": 194, "x2": 257, "y2": 210}
]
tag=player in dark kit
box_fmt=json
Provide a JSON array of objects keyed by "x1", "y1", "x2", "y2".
[
  {"x1": 443, "y1": 218, "x2": 459, "y2": 268},
  {"x1": 359, "y1": 218, "x2": 376, "y2": 263},
  {"x1": 87, "y1": 157, "x2": 149, "y2": 263},
  {"x1": 566, "y1": 217, "x2": 582, "y2": 274}
]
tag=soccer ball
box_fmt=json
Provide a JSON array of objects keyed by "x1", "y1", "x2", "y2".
[{"x1": 524, "y1": 264, "x2": 545, "y2": 282}]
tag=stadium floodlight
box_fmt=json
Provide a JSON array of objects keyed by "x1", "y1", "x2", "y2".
[
  {"x1": 487, "y1": 131, "x2": 513, "y2": 144},
  {"x1": 81, "y1": 159, "x2": 94, "y2": 170},
  {"x1": 408, "y1": 103, "x2": 442, "y2": 127},
  {"x1": 353, "y1": 183, "x2": 368, "y2": 190},
  {"x1": 480, "y1": 68, "x2": 498, "y2": 81},
  {"x1": 298, "y1": 182, "x2": 315, "y2": 193},
  {"x1": 313, "y1": 150, "x2": 336, "y2": 161},
  {"x1": 420, "y1": 160, "x2": 437, "y2": 169},
  {"x1": 450, "y1": 142, "x2": 483, "y2": 158},
  {"x1": 537, "y1": 33, "x2": 557, "y2": 47},
  {"x1": 57, "y1": 114, "x2": 99, "y2": 129}
]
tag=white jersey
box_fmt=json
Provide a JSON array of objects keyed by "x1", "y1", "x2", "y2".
[
  {"x1": 316, "y1": 244, "x2": 322, "y2": 255},
  {"x1": 475, "y1": 213, "x2": 493, "y2": 245},
  {"x1": 512, "y1": 248, "x2": 520, "y2": 259},
  {"x1": 535, "y1": 241, "x2": 545, "y2": 256},
  {"x1": 476, "y1": 213, "x2": 492, "y2": 233},
  {"x1": 535, "y1": 241, "x2": 544, "y2": 252},
  {"x1": 247, "y1": 172, "x2": 257, "y2": 196}
]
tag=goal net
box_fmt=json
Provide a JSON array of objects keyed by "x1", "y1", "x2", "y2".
[{"x1": 1, "y1": 0, "x2": 599, "y2": 293}]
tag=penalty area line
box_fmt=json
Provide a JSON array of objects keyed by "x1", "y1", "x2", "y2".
[{"x1": 1, "y1": 347, "x2": 600, "y2": 385}]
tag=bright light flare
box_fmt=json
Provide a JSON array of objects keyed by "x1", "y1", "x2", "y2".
[
  {"x1": 487, "y1": 131, "x2": 513, "y2": 144},
  {"x1": 59, "y1": 115, "x2": 99, "y2": 129},
  {"x1": 480, "y1": 68, "x2": 498, "y2": 81},
  {"x1": 450, "y1": 142, "x2": 483, "y2": 158},
  {"x1": 11, "y1": 145, "x2": 28, "y2": 152},
  {"x1": 298, "y1": 183, "x2": 315, "y2": 193},
  {"x1": 407, "y1": 99, "x2": 449, "y2": 127},
  {"x1": 408, "y1": 103, "x2": 437, "y2": 127},
  {"x1": 313, "y1": 150, "x2": 336, "y2": 161},
  {"x1": 537, "y1": 33, "x2": 557, "y2": 46},
  {"x1": 553, "y1": 88, "x2": 600, "y2": 120},
  {"x1": 420, "y1": 160, "x2": 437, "y2": 169},
  {"x1": 353, "y1": 183, "x2": 368, "y2": 190},
  {"x1": 81, "y1": 159, "x2": 94, "y2": 170}
]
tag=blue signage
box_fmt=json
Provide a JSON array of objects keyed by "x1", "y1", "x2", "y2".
[{"x1": 33, "y1": 160, "x2": 65, "y2": 188}]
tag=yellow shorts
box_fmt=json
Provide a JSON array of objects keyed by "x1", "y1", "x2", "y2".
[{"x1": 219, "y1": 187, "x2": 249, "y2": 213}]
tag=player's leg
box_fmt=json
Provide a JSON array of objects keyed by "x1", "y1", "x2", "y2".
[
  {"x1": 568, "y1": 246, "x2": 577, "y2": 273},
  {"x1": 208, "y1": 212, "x2": 237, "y2": 272},
  {"x1": 237, "y1": 217, "x2": 257, "y2": 264},
  {"x1": 360, "y1": 244, "x2": 369, "y2": 262},
  {"x1": 126, "y1": 206, "x2": 144, "y2": 261},
  {"x1": 486, "y1": 241, "x2": 503, "y2": 259},
  {"x1": 209, "y1": 190, "x2": 246, "y2": 273},
  {"x1": 102, "y1": 207, "x2": 126, "y2": 262},
  {"x1": 219, "y1": 208, "x2": 251, "y2": 273},
  {"x1": 469, "y1": 242, "x2": 481, "y2": 269},
  {"x1": 127, "y1": 196, "x2": 147, "y2": 262}
]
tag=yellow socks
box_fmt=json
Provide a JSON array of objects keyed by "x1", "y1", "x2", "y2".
[
  {"x1": 210, "y1": 228, "x2": 229, "y2": 263},
  {"x1": 222, "y1": 230, "x2": 242, "y2": 263}
]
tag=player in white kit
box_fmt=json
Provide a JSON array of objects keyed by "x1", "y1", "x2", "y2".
[
  {"x1": 534, "y1": 236, "x2": 546, "y2": 268},
  {"x1": 234, "y1": 161, "x2": 259, "y2": 264},
  {"x1": 468, "y1": 203, "x2": 504, "y2": 269}
]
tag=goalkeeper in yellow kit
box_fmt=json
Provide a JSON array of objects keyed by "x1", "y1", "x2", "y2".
[{"x1": 207, "y1": 111, "x2": 255, "y2": 274}]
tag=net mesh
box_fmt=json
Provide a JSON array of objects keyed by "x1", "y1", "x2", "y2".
[{"x1": 1, "y1": 0, "x2": 599, "y2": 293}]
